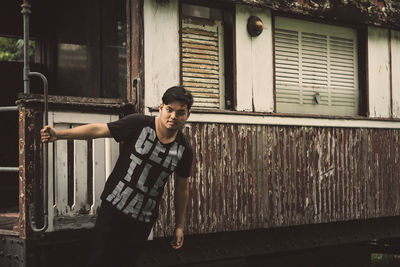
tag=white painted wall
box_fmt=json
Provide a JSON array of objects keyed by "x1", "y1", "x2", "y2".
[
  {"x1": 392, "y1": 30, "x2": 400, "y2": 119},
  {"x1": 368, "y1": 27, "x2": 391, "y2": 118},
  {"x1": 144, "y1": 0, "x2": 180, "y2": 109},
  {"x1": 236, "y1": 5, "x2": 274, "y2": 112}
]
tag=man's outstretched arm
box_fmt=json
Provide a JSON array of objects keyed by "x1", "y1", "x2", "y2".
[
  {"x1": 41, "y1": 123, "x2": 111, "y2": 143},
  {"x1": 171, "y1": 176, "x2": 189, "y2": 250}
]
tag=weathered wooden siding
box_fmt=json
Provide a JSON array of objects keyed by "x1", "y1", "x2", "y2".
[
  {"x1": 236, "y1": 5, "x2": 274, "y2": 113},
  {"x1": 368, "y1": 26, "x2": 391, "y2": 118},
  {"x1": 143, "y1": 0, "x2": 180, "y2": 109},
  {"x1": 154, "y1": 122, "x2": 400, "y2": 237}
]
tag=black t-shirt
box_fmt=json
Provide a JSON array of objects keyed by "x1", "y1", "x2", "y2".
[{"x1": 101, "y1": 114, "x2": 193, "y2": 224}]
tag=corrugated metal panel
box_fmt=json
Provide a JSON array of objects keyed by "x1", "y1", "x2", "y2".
[
  {"x1": 154, "y1": 123, "x2": 400, "y2": 237},
  {"x1": 275, "y1": 17, "x2": 359, "y2": 115},
  {"x1": 181, "y1": 19, "x2": 223, "y2": 109}
]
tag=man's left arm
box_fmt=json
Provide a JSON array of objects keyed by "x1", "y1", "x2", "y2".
[{"x1": 171, "y1": 175, "x2": 189, "y2": 250}]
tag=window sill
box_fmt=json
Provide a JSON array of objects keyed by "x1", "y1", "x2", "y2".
[{"x1": 147, "y1": 106, "x2": 400, "y2": 129}]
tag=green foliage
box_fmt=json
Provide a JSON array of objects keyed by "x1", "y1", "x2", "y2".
[
  {"x1": 371, "y1": 253, "x2": 400, "y2": 267},
  {"x1": 0, "y1": 37, "x2": 35, "y2": 62}
]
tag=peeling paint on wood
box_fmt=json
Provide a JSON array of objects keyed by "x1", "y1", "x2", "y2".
[
  {"x1": 154, "y1": 122, "x2": 400, "y2": 238},
  {"x1": 368, "y1": 26, "x2": 391, "y2": 118},
  {"x1": 144, "y1": 0, "x2": 180, "y2": 109},
  {"x1": 392, "y1": 29, "x2": 400, "y2": 118}
]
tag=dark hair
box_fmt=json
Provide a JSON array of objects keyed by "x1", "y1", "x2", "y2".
[{"x1": 162, "y1": 86, "x2": 194, "y2": 110}]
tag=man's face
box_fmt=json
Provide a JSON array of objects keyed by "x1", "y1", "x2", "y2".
[{"x1": 159, "y1": 101, "x2": 190, "y2": 131}]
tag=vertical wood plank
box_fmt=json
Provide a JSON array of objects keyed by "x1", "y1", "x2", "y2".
[
  {"x1": 235, "y1": 5, "x2": 274, "y2": 112},
  {"x1": 144, "y1": 0, "x2": 179, "y2": 108},
  {"x1": 72, "y1": 139, "x2": 88, "y2": 213},
  {"x1": 46, "y1": 112, "x2": 55, "y2": 232},
  {"x1": 235, "y1": 5, "x2": 254, "y2": 111},
  {"x1": 91, "y1": 138, "x2": 106, "y2": 214},
  {"x1": 54, "y1": 124, "x2": 69, "y2": 216},
  {"x1": 251, "y1": 8, "x2": 274, "y2": 112},
  {"x1": 105, "y1": 138, "x2": 119, "y2": 179},
  {"x1": 368, "y1": 26, "x2": 391, "y2": 118}
]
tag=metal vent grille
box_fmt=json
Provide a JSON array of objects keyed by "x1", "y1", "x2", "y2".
[
  {"x1": 330, "y1": 36, "x2": 357, "y2": 107},
  {"x1": 181, "y1": 19, "x2": 224, "y2": 109},
  {"x1": 274, "y1": 17, "x2": 359, "y2": 115}
]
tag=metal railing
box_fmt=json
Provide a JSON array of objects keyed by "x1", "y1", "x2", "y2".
[
  {"x1": 21, "y1": 0, "x2": 49, "y2": 233},
  {"x1": 28, "y1": 72, "x2": 49, "y2": 233},
  {"x1": 0, "y1": 106, "x2": 18, "y2": 112},
  {"x1": 0, "y1": 167, "x2": 19, "y2": 172}
]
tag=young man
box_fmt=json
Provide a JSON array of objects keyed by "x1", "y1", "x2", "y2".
[{"x1": 41, "y1": 86, "x2": 194, "y2": 267}]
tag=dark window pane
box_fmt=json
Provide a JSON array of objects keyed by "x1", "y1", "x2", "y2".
[
  {"x1": 54, "y1": 0, "x2": 127, "y2": 98},
  {"x1": 101, "y1": 1, "x2": 127, "y2": 98},
  {"x1": 56, "y1": 43, "x2": 92, "y2": 97},
  {"x1": 182, "y1": 3, "x2": 221, "y2": 20}
]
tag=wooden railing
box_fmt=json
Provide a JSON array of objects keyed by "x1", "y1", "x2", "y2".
[{"x1": 46, "y1": 111, "x2": 119, "y2": 232}]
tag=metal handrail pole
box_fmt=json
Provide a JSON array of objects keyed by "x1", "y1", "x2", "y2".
[
  {"x1": 21, "y1": 0, "x2": 31, "y2": 94},
  {"x1": 28, "y1": 72, "x2": 49, "y2": 233},
  {"x1": 30, "y1": 72, "x2": 48, "y2": 125},
  {"x1": 21, "y1": 0, "x2": 48, "y2": 233},
  {"x1": 0, "y1": 106, "x2": 18, "y2": 112}
]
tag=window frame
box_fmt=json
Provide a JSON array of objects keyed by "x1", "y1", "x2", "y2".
[
  {"x1": 50, "y1": 0, "x2": 128, "y2": 99},
  {"x1": 179, "y1": 0, "x2": 236, "y2": 111},
  {"x1": 1, "y1": 0, "x2": 130, "y2": 100}
]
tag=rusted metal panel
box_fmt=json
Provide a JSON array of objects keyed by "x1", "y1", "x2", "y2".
[
  {"x1": 18, "y1": 107, "x2": 41, "y2": 239},
  {"x1": 18, "y1": 108, "x2": 26, "y2": 238},
  {"x1": 0, "y1": 235, "x2": 26, "y2": 267},
  {"x1": 154, "y1": 123, "x2": 400, "y2": 237}
]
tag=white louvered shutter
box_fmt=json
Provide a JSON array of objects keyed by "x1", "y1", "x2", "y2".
[
  {"x1": 181, "y1": 18, "x2": 225, "y2": 109},
  {"x1": 274, "y1": 17, "x2": 359, "y2": 115}
]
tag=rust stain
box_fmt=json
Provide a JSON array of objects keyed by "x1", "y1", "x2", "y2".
[
  {"x1": 17, "y1": 107, "x2": 41, "y2": 239},
  {"x1": 18, "y1": 108, "x2": 26, "y2": 238}
]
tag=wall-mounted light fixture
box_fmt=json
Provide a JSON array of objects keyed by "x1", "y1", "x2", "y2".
[{"x1": 247, "y1": 16, "x2": 264, "y2": 37}]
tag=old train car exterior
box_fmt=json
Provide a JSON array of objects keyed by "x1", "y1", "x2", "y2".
[{"x1": 1, "y1": 0, "x2": 400, "y2": 266}]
